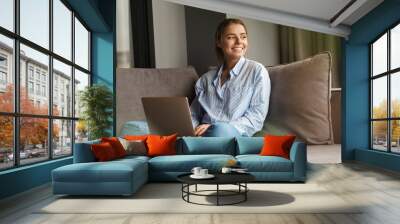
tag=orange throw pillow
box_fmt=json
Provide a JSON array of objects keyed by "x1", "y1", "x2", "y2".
[
  {"x1": 259, "y1": 135, "x2": 296, "y2": 159},
  {"x1": 124, "y1": 135, "x2": 148, "y2": 141},
  {"x1": 101, "y1": 137, "x2": 127, "y2": 158},
  {"x1": 146, "y1": 134, "x2": 177, "y2": 157},
  {"x1": 91, "y1": 142, "x2": 117, "y2": 161}
]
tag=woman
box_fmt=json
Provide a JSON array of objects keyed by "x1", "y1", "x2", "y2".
[{"x1": 191, "y1": 18, "x2": 271, "y2": 137}]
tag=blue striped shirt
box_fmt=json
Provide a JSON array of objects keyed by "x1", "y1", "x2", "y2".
[{"x1": 190, "y1": 57, "x2": 271, "y2": 136}]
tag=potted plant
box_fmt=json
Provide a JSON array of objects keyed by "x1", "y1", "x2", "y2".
[{"x1": 79, "y1": 84, "x2": 113, "y2": 140}]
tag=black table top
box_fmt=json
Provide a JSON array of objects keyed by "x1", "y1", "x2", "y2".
[{"x1": 177, "y1": 172, "x2": 255, "y2": 185}]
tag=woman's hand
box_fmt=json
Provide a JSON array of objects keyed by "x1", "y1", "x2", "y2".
[{"x1": 194, "y1": 124, "x2": 211, "y2": 136}]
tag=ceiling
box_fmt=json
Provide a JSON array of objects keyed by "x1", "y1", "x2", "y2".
[
  {"x1": 226, "y1": 0, "x2": 352, "y2": 23},
  {"x1": 162, "y1": 0, "x2": 384, "y2": 38}
]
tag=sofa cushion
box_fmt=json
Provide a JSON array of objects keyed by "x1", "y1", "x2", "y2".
[
  {"x1": 147, "y1": 134, "x2": 178, "y2": 157},
  {"x1": 116, "y1": 67, "x2": 198, "y2": 135},
  {"x1": 179, "y1": 137, "x2": 235, "y2": 155},
  {"x1": 52, "y1": 158, "x2": 147, "y2": 183},
  {"x1": 236, "y1": 137, "x2": 263, "y2": 155},
  {"x1": 260, "y1": 52, "x2": 333, "y2": 144},
  {"x1": 259, "y1": 135, "x2": 296, "y2": 159},
  {"x1": 123, "y1": 135, "x2": 148, "y2": 141},
  {"x1": 101, "y1": 137, "x2": 127, "y2": 158},
  {"x1": 116, "y1": 155, "x2": 150, "y2": 163},
  {"x1": 73, "y1": 140, "x2": 100, "y2": 163},
  {"x1": 148, "y1": 154, "x2": 235, "y2": 172},
  {"x1": 236, "y1": 155, "x2": 293, "y2": 172},
  {"x1": 90, "y1": 142, "x2": 118, "y2": 161},
  {"x1": 119, "y1": 138, "x2": 147, "y2": 156},
  {"x1": 120, "y1": 121, "x2": 150, "y2": 136}
]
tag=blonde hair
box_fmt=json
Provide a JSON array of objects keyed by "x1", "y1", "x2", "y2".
[{"x1": 215, "y1": 18, "x2": 248, "y2": 64}]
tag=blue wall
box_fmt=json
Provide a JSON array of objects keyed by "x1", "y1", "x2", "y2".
[
  {"x1": 0, "y1": 0, "x2": 116, "y2": 200},
  {"x1": 0, "y1": 158, "x2": 72, "y2": 199},
  {"x1": 91, "y1": 0, "x2": 116, "y2": 136},
  {"x1": 343, "y1": 0, "x2": 400, "y2": 171},
  {"x1": 92, "y1": 32, "x2": 114, "y2": 95}
]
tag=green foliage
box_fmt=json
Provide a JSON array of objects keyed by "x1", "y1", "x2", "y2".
[
  {"x1": 372, "y1": 99, "x2": 400, "y2": 141},
  {"x1": 79, "y1": 84, "x2": 113, "y2": 140}
]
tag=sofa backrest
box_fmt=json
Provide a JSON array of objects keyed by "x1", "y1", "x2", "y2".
[
  {"x1": 263, "y1": 52, "x2": 333, "y2": 144},
  {"x1": 116, "y1": 67, "x2": 198, "y2": 135},
  {"x1": 177, "y1": 137, "x2": 236, "y2": 155},
  {"x1": 73, "y1": 139, "x2": 100, "y2": 163},
  {"x1": 235, "y1": 137, "x2": 264, "y2": 155},
  {"x1": 74, "y1": 137, "x2": 237, "y2": 163}
]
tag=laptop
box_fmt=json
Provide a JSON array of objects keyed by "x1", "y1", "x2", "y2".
[{"x1": 141, "y1": 97, "x2": 196, "y2": 136}]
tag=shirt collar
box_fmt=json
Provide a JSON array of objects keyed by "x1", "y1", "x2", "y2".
[
  {"x1": 231, "y1": 56, "x2": 245, "y2": 76},
  {"x1": 213, "y1": 56, "x2": 245, "y2": 86}
]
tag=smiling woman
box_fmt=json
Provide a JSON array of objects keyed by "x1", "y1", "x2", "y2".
[
  {"x1": 215, "y1": 19, "x2": 248, "y2": 65},
  {"x1": 190, "y1": 18, "x2": 271, "y2": 137}
]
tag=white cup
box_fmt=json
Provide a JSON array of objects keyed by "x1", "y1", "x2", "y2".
[
  {"x1": 221, "y1": 167, "x2": 232, "y2": 174},
  {"x1": 200, "y1": 169, "x2": 208, "y2": 176},
  {"x1": 191, "y1": 167, "x2": 202, "y2": 176}
]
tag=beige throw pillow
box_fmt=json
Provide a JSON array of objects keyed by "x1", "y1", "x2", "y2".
[
  {"x1": 119, "y1": 138, "x2": 147, "y2": 156},
  {"x1": 257, "y1": 52, "x2": 334, "y2": 145}
]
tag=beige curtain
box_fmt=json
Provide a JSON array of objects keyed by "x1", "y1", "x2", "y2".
[
  {"x1": 279, "y1": 26, "x2": 342, "y2": 88},
  {"x1": 116, "y1": 0, "x2": 134, "y2": 68}
]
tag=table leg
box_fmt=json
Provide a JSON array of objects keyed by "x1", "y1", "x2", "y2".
[
  {"x1": 245, "y1": 183, "x2": 247, "y2": 201},
  {"x1": 195, "y1": 184, "x2": 197, "y2": 192},
  {"x1": 187, "y1": 184, "x2": 190, "y2": 202},
  {"x1": 181, "y1": 184, "x2": 183, "y2": 199},
  {"x1": 217, "y1": 184, "x2": 219, "y2": 206}
]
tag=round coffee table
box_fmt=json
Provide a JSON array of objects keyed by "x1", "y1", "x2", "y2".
[{"x1": 177, "y1": 173, "x2": 255, "y2": 206}]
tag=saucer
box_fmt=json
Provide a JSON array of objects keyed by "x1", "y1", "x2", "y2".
[
  {"x1": 190, "y1": 174, "x2": 215, "y2": 179},
  {"x1": 232, "y1": 170, "x2": 249, "y2": 174}
]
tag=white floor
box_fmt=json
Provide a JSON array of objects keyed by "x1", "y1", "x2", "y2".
[{"x1": 2, "y1": 160, "x2": 400, "y2": 224}]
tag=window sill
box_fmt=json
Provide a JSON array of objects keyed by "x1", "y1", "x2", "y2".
[
  {"x1": 355, "y1": 148, "x2": 400, "y2": 173},
  {"x1": 0, "y1": 156, "x2": 72, "y2": 176}
]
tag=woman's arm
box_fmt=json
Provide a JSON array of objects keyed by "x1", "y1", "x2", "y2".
[
  {"x1": 229, "y1": 66, "x2": 271, "y2": 136},
  {"x1": 190, "y1": 79, "x2": 204, "y2": 128}
]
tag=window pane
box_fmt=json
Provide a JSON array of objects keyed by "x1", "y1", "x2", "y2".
[
  {"x1": 372, "y1": 77, "x2": 387, "y2": 119},
  {"x1": 0, "y1": 0, "x2": 14, "y2": 31},
  {"x1": 75, "y1": 18, "x2": 89, "y2": 70},
  {"x1": 372, "y1": 121, "x2": 387, "y2": 151},
  {"x1": 391, "y1": 120, "x2": 400, "y2": 153},
  {"x1": 53, "y1": 0, "x2": 72, "y2": 60},
  {"x1": 391, "y1": 24, "x2": 400, "y2": 70},
  {"x1": 53, "y1": 59, "x2": 72, "y2": 117},
  {"x1": 372, "y1": 33, "x2": 387, "y2": 76},
  {"x1": 53, "y1": 119, "x2": 72, "y2": 158},
  {"x1": 391, "y1": 72, "x2": 400, "y2": 118},
  {"x1": 20, "y1": 44, "x2": 49, "y2": 115},
  {"x1": 20, "y1": 117, "x2": 49, "y2": 165},
  {"x1": 0, "y1": 34, "x2": 14, "y2": 112},
  {"x1": 75, "y1": 120, "x2": 88, "y2": 143},
  {"x1": 0, "y1": 116, "x2": 13, "y2": 170},
  {"x1": 20, "y1": 0, "x2": 49, "y2": 49},
  {"x1": 74, "y1": 69, "x2": 89, "y2": 118},
  {"x1": 390, "y1": 24, "x2": 400, "y2": 69}
]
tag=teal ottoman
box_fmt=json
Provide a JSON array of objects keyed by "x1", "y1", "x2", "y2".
[{"x1": 52, "y1": 156, "x2": 148, "y2": 196}]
